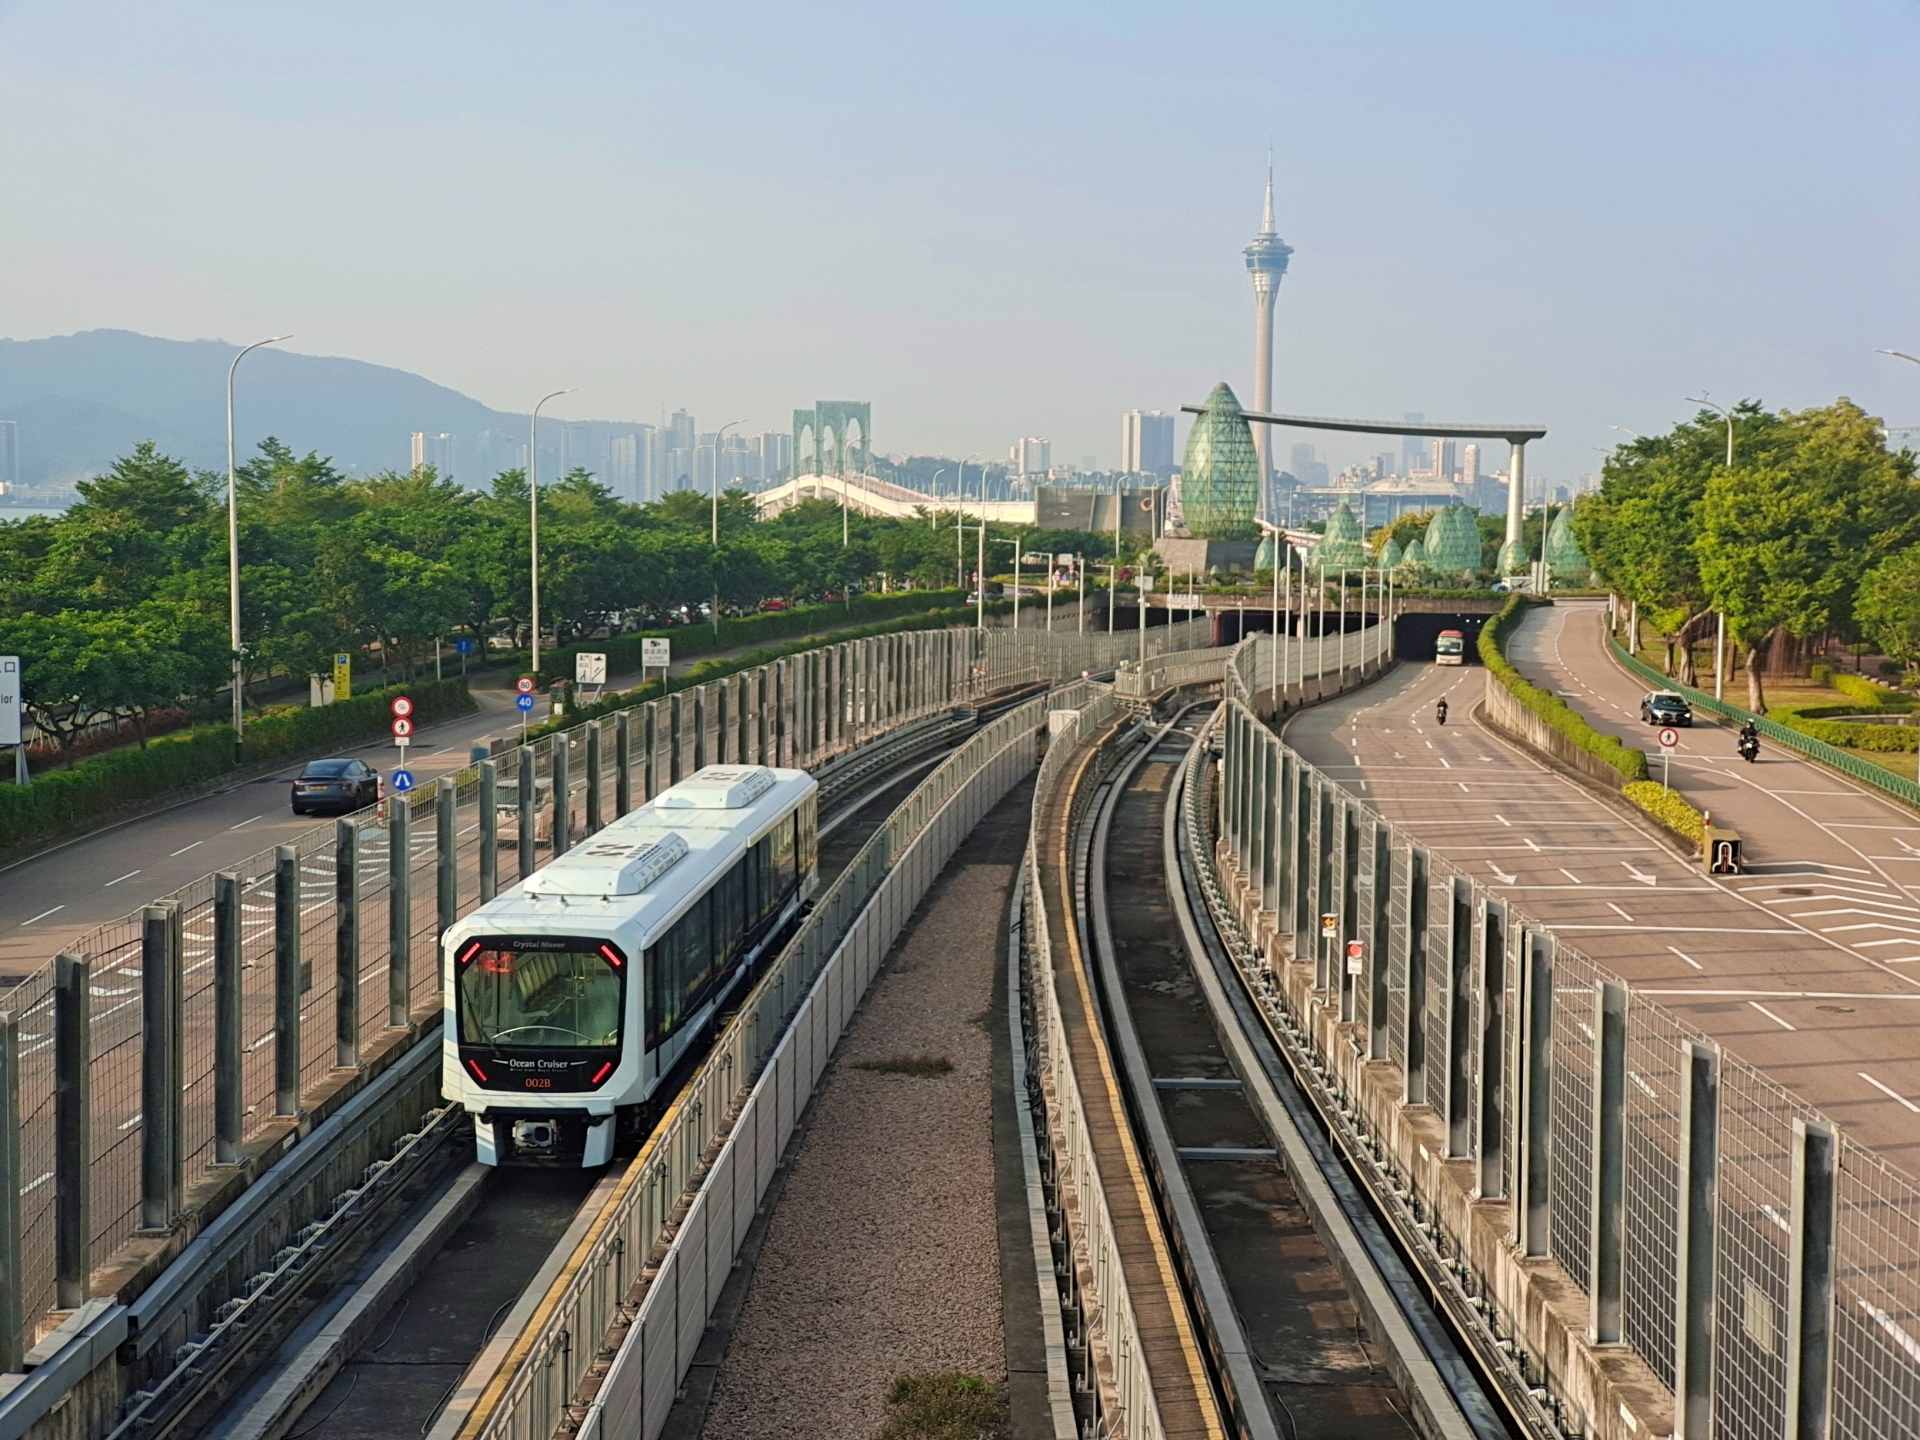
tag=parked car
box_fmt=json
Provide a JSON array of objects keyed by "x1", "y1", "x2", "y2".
[
  {"x1": 292, "y1": 758, "x2": 383, "y2": 816},
  {"x1": 1640, "y1": 691, "x2": 1693, "y2": 726}
]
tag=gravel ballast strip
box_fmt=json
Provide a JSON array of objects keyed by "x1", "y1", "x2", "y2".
[{"x1": 698, "y1": 794, "x2": 1028, "y2": 1440}]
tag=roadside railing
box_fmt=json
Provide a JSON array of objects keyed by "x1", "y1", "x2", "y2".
[
  {"x1": 1214, "y1": 676, "x2": 1920, "y2": 1440},
  {"x1": 1, "y1": 620, "x2": 1208, "y2": 1357}
]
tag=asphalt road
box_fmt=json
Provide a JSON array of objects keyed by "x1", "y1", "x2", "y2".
[
  {"x1": 1284, "y1": 608, "x2": 1920, "y2": 1177},
  {"x1": 0, "y1": 655, "x2": 682, "y2": 979}
]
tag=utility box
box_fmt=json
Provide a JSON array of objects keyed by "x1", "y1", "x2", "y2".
[{"x1": 1703, "y1": 826, "x2": 1742, "y2": 875}]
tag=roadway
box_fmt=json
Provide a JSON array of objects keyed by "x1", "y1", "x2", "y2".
[
  {"x1": 0, "y1": 649, "x2": 705, "y2": 979},
  {"x1": 1283, "y1": 608, "x2": 1920, "y2": 1177}
]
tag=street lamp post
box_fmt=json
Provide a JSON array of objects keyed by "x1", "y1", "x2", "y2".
[
  {"x1": 1685, "y1": 396, "x2": 1735, "y2": 468},
  {"x1": 529, "y1": 389, "x2": 574, "y2": 677},
  {"x1": 930, "y1": 468, "x2": 946, "y2": 530},
  {"x1": 956, "y1": 455, "x2": 978, "y2": 594},
  {"x1": 711, "y1": 419, "x2": 746, "y2": 637},
  {"x1": 227, "y1": 334, "x2": 290, "y2": 761}
]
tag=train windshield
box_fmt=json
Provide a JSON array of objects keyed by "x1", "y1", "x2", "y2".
[{"x1": 456, "y1": 940, "x2": 624, "y2": 1050}]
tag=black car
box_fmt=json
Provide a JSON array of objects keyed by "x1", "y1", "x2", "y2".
[
  {"x1": 292, "y1": 758, "x2": 382, "y2": 816},
  {"x1": 1640, "y1": 691, "x2": 1693, "y2": 726}
]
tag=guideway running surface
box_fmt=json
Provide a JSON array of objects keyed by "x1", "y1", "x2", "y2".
[
  {"x1": 1096, "y1": 712, "x2": 1416, "y2": 1436},
  {"x1": 1285, "y1": 624, "x2": 1920, "y2": 1175}
]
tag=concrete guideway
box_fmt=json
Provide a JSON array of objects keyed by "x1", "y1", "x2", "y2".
[{"x1": 1285, "y1": 623, "x2": 1920, "y2": 1177}]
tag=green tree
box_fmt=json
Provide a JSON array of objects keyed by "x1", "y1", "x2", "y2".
[{"x1": 1856, "y1": 549, "x2": 1920, "y2": 671}]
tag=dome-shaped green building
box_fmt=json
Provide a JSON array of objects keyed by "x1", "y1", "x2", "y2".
[
  {"x1": 1380, "y1": 536, "x2": 1403, "y2": 570},
  {"x1": 1402, "y1": 538, "x2": 1428, "y2": 569},
  {"x1": 1422, "y1": 503, "x2": 1483, "y2": 579},
  {"x1": 1178, "y1": 383, "x2": 1260, "y2": 540},
  {"x1": 1312, "y1": 501, "x2": 1368, "y2": 571},
  {"x1": 1546, "y1": 508, "x2": 1590, "y2": 585},
  {"x1": 1254, "y1": 532, "x2": 1282, "y2": 571}
]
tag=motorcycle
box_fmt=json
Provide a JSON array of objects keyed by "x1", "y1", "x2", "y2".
[
  {"x1": 1737, "y1": 731, "x2": 1759, "y2": 763},
  {"x1": 1435, "y1": 700, "x2": 1449, "y2": 726}
]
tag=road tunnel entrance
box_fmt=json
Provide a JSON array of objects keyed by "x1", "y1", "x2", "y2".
[{"x1": 1395, "y1": 612, "x2": 1488, "y2": 663}]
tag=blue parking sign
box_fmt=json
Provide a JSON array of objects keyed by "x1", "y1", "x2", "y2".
[
  {"x1": 391, "y1": 768, "x2": 415, "y2": 792},
  {"x1": 516, "y1": 693, "x2": 536, "y2": 712}
]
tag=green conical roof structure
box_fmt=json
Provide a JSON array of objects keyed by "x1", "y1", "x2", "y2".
[
  {"x1": 1402, "y1": 538, "x2": 1428, "y2": 569},
  {"x1": 1545, "y1": 508, "x2": 1590, "y2": 585},
  {"x1": 1380, "y1": 536, "x2": 1404, "y2": 570},
  {"x1": 1254, "y1": 532, "x2": 1280, "y2": 571},
  {"x1": 1422, "y1": 503, "x2": 1482, "y2": 578},
  {"x1": 1313, "y1": 502, "x2": 1367, "y2": 571},
  {"x1": 1178, "y1": 383, "x2": 1260, "y2": 540}
]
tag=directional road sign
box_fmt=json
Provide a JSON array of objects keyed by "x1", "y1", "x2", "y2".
[
  {"x1": 1658, "y1": 727, "x2": 1680, "y2": 750},
  {"x1": 456, "y1": 637, "x2": 475, "y2": 656},
  {"x1": 391, "y1": 768, "x2": 415, "y2": 792},
  {"x1": 641, "y1": 638, "x2": 671, "y2": 669},
  {"x1": 390, "y1": 696, "x2": 414, "y2": 718},
  {"x1": 576, "y1": 652, "x2": 607, "y2": 686},
  {"x1": 516, "y1": 676, "x2": 537, "y2": 695},
  {"x1": 391, "y1": 716, "x2": 414, "y2": 739},
  {"x1": 516, "y1": 693, "x2": 536, "y2": 712}
]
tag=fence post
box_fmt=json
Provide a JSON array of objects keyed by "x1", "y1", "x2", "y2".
[
  {"x1": 586, "y1": 721, "x2": 603, "y2": 833},
  {"x1": 437, "y1": 776, "x2": 458, "y2": 937},
  {"x1": 479, "y1": 760, "x2": 498, "y2": 902},
  {"x1": 1367, "y1": 821, "x2": 1391, "y2": 1058},
  {"x1": 715, "y1": 681, "x2": 730, "y2": 765},
  {"x1": 1339, "y1": 805, "x2": 1358, "y2": 1023},
  {"x1": 54, "y1": 953, "x2": 90, "y2": 1311},
  {"x1": 693, "y1": 685, "x2": 707, "y2": 772},
  {"x1": 1446, "y1": 878, "x2": 1473, "y2": 1159},
  {"x1": 1475, "y1": 897, "x2": 1507, "y2": 1200},
  {"x1": 1675, "y1": 1040, "x2": 1721, "y2": 1440},
  {"x1": 141, "y1": 903, "x2": 179, "y2": 1230},
  {"x1": 552, "y1": 736, "x2": 571, "y2": 855},
  {"x1": 390, "y1": 795, "x2": 413, "y2": 1028},
  {"x1": 1590, "y1": 980, "x2": 1627, "y2": 1344},
  {"x1": 669, "y1": 694, "x2": 684, "y2": 784},
  {"x1": 1313, "y1": 783, "x2": 1333, "y2": 990},
  {"x1": 1275, "y1": 750, "x2": 1294, "y2": 930},
  {"x1": 1518, "y1": 930, "x2": 1553, "y2": 1256},
  {"x1": 517, "y1": 748, "x2": 535, "y2": 881},
  {"x1": 215, "y1": 874, "x2": 241, "y2": 1163},
  {"x1": 1404, "y1": 848, "x2": 1429, "y2": 1105},
  {"x1": 1785, "y1": 1119, "x2": 1837, "y2": 1440},
  {"x1": 614, "y1": 712, "x2": 632, "y2": 817},
  {"x1": 0, "y1": 1012, "x2": 19, "y2": 1371},
  {"x1": 275, "y1": 845, "x2": 302, "y2": 1117},
  {"x1": 336, "y1": 823, "x2": 359, "y2": 1070}
]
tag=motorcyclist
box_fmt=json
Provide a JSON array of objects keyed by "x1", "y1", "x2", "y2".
[
  {"x1": 1738, "y1": 719, "x2": 1759, "y2": 761},
  {"x1": 1435, "y1": 698, "x2": 1449, "y2": 725}
]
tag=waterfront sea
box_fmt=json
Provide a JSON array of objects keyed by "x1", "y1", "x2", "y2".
[{"x1": 0, "y1": 505, "x2": 70, "y2": 520}]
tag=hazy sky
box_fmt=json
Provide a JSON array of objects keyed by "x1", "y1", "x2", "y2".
[{"x1": 4, "y1": 1, "x2": 1917, "y2": 480}]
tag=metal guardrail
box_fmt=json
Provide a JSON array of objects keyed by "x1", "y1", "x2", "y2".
[
  {"x1": 1020, "y1": 686, "x2": 1167, "y2": 1440},
  {"x1": 0, "y1": 621, "x2": 1208, "y2": 1361},
  {"x1": 1608, "y1": 633, "x2": 1920, "y2": 810},
  {"x1": 515, "y1": 689, "x2": 1057, "y2": 1440},
  {"x1": 1217, "y1": 656, "x2": 1920, "y2": 1440}
]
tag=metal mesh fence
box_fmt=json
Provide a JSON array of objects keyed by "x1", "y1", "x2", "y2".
[{"x1": 1215, "y1": 671, "x2": 1920, "y2": 1434}]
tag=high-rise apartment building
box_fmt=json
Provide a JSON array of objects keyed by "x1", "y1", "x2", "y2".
[
  {"x1": 1435, "y1": 439, "x2": 1457, "y2": 483},
  {"x1": 1401, "y1": 414, "x2": 1427, "y2": 476},
  {"x1": 1010, "y1": 437, "x2": 1051, "y2": 477},
  {"x1": 1289, "y1": 441, "x2": 1315, "y2": 474},
  {"x1": 664, "y1": 410, "x2": 696, "y2": 495},
  {"x1": 1462, "y1": 443, "x2": 1480, "y2": 490},
  {"x1": 562, "y1": 423, "x2": 596, "y2": 478},
  {"x1": 749, "y1": 431, "x2": 791, "y2": 483},
  {"x1": 409, "y1": 432, "x2": 426, "y2": 471},
  {"x1": 0, "y1": 420, "x2": 17, "y2": 489},
  {"x1": 473, "y1": 430, "x2": 527, "y2": 481},
  {"x1": 1120, "y1": 410, "x2": 1175, "y2": 476},
  {"x1": 609, "y1": 434, "x2": 640, "y2": 500}
]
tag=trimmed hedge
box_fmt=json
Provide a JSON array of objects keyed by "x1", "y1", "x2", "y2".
[
  {"x1": 1776, "y1": 717, "x2": 1920, "y2": 752},
  {"x1": 506, "y1": 590, "x2": 978, "y2": 687},
  {"x1": 0, "y1": 679, "x2": 473, "y2": 853},
  {"x1": 1830, "y1": 672, "x2": 1914, "y2": 710},
  {"x1": 1479, "y1": 595, "x2": 1650, "y2": 783},
  {"x1": 522, "y1": 602, "x2": 1015, "y2": 743},
  {"x1": 1624, "y1": 780, "x2": 1706, "y2": 845}
]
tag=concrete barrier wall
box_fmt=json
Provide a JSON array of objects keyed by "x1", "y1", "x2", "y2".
[{"x1": 1479, "y1": 670, "x2": 1629, "y2": 793}]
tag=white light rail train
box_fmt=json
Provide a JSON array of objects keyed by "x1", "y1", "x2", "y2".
[{"x1": 442, "y1": 764, "x2": 818, "y2": 1166}]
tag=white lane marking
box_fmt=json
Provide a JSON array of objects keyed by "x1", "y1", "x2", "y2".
[
  {"x1": 1750, "y1": 1002, "x2": 1796, "y2": 1031},
  {"x1": 22, "y1": 906, "x2": 64, "y2": 926},
  {"x1": 1820, "y1": 923, "x2": 1920, "y2": 936},
  {"x1": 1860, "y1": 1302, "x2": 1920, "y2": 1364},
  {"x1": 104, "y1": 870, "x2": 141, "y2": 887},
  {"x1": 1668, "y1": 946, "x2": 1705, "y2": 970},
  {"x1": 231, "y1": 815, "x2": 263, "y2": 830},
  {"x1": 1788, "y1": 907, "x2": 1920, "y2": 921},
  {"x1": 1438, "y1": 756, "x2": 1451, "y2": 768},
  {"x1": 1425, "y1": 741, "x2": 1434, "y2": 749},
  {"x1": 1858, "y1": 1072, "x2": 1920, "y2": 1114},
  {"x1": 119, "y1": 1113, "x2": 142, "y2": 1131},
  {"x1": 1559, "y1": 868, "x2": 1583, "y2": 884},
  {"x1": 169, "y1": 840, "x2": 204, "y2": 857},
  {"x1": 1458, "y1": 782, "x2": 1470, "y2": 792},
  {"x1": 1525, "y1": 838, "x2": 1542, "y2": 851},
  {"x1": 1489, "y1": 863, "x2": 1517, "y2": 884},
  {"x1": 1607, "y1": 901, "x2": 1636, "y2": 922}
]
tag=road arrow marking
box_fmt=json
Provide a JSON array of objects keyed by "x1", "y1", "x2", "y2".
[{"x1": 1623, "y1": 862, "x2": 1657, "y2": 886}]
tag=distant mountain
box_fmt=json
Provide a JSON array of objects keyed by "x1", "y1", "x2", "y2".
[{"x1": 0, "y1": 330, "x2": 544, "y2": 487}]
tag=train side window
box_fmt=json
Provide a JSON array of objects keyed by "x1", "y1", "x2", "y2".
[
  {"x1": 771, "y1": 814, "x2": 797, "y2": 894},
  {"x1": 646, "y1": 942, "x2": 677, "y2": 1046},
  {"x1": 675, "y1": 893, "x2": 714, "y2": 1017},
  {"x1": 797, "y1": 795, "x2": 817, "y2": 877},
  {"x1": 749, "y1": 837, "x2": 772, "y2": 923},
  {"x1": 714, "y1": 859, "x2": 747, "y2": 961}
]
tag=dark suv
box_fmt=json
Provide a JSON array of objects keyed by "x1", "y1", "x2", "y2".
[
  {"x1": 292, "y1": 758, "x2": 382, "y2": 816},
  {"x1": 1640, "y1": 691, "x2": 1693, "y2": 727}
]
